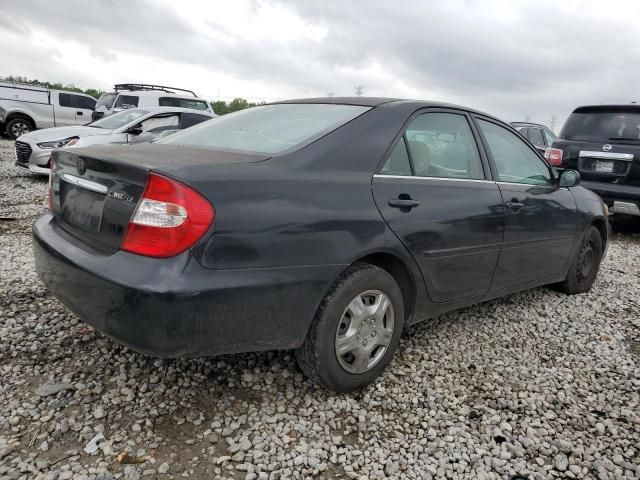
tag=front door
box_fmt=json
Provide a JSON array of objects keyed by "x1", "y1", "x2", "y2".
[
  {"x1": 372, "y1": 111, "x2": 504, "y2": 303},
  {"x1": 475, "y1": 118, "x2": 577, "y2": 289}
]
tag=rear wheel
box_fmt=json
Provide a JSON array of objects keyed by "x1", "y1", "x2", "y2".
[
  {"x1": 6, "y1": 117, "x2": 34, "y2": 139},
  {"x1": 556, "y1": 226, "x2": 603, "y2": 294},
  {"x1": 296, "y1": 263, "x2": 404, "y2": 392}
]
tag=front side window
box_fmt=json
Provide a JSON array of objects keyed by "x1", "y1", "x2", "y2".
[
  {"x1": 404, "y1": 112, "x2": 484, "y2": 179},
  {"x1": 478, "y1": 119, "x2": 551, "y2": 185},
  {"x1": 115, "y1": 95, "x2": 139, "y2": 109},
  {"x1": 75, "y1": 95, "x2": 96, "y2": 110},
  {"x1": 139, "y1": 114, "x2": 180, "y2": 133},
  {"x1": 161, "y1": 103, "x2": 370, "y2": 155},
  {"x1": 88, "y1": 109, "x2": 149, "y2": 129}
]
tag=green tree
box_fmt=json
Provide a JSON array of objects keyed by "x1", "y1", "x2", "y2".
[{"x1": 1, "y1": 75, "x2": 104, "y2": 99}]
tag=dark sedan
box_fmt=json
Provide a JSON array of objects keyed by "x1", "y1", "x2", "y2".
[{"x1": 33, "y1": 98, "x2": 609, "y2": 392}]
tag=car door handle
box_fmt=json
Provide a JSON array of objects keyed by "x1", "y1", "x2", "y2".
[
  {"x1": 505, "y1": 200, "x2": 524, "y2": 210},
  {"x1": 77, "y1": 111, "x2": 83, "y2": 116},
  {"x1": 388, "y1": 198, "x2": 420, "y2": 209}
]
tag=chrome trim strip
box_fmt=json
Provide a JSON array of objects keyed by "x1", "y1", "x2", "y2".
[
  {"x1": 579, "y1": 151, "x2": 634, "y2": 160},
  {"x1": 61, "y1": 173, "x2": 108, "y2": 195},
  {"x1": 373, "y1": 174, "x2": 494, "y2": 184}
]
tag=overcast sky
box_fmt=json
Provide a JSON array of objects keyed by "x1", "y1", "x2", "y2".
[{"x1": 2, "y1": 0, "x2": 639, "y2": 130}]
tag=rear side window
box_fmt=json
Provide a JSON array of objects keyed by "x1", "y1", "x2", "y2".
[
  {"x1": 478, "y1": 119, "x2": 551, "y2": 185},
  {"x1": 380, "y1": 139, "x2": 412, "y2": 176},
  {"x1": 405, "y1": 113, "x2": 484, "y2": 179},
  {"x1": 161, "y1": 104, "x2": 370, "y2": 155},
  {"x1": 59, "y1": 93, "x2": 73, "y2": 108},
  {"x1": 528, "y1": 127, "x2": 544, "y2": 146},
  {"x1": 159, "y1": 97, "x2": 209, "y2": 111},
  {"x1": 561, "y1": 108, "x2": 640, "y2": 142},
  {"x1": 75, "y1": 95, "x2": 96, "y2": 110},
  {"x1": 115, "y1": 95, "x2": 139, "y2": 109}
]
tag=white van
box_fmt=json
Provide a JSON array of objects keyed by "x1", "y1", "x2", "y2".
[
  {"x1": 93, "y1": 84, "x2": 212, "y2": 120},
  {"x1": 0, "y1": 82, "x2": 96, "y2": 139}
]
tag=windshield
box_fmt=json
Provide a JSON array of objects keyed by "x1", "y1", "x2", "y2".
[
  {"x1": 561, "y1": 108, "x2": 640, "y2": 142},
  {"x1": 160, "y1": 103, "x2": 370, "y2": 154},
  {"x1": 95, "y1": 93, "x2": 117, "y2": 109},
  {"x1": 88, "y1": 109, "x2": 149, "y2": 129}
]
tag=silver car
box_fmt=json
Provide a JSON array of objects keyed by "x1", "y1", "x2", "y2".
[{"x1": 14, "y1": 107, "x2": 215, "y2": 175}]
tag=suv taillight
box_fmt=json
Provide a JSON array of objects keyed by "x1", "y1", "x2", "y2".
[
  {"x1": 544, "y1": 147, "x2": 563, "y2": 166},
  {"x1": 121, "y1": 173, "x2": 215, "y2": 258}
]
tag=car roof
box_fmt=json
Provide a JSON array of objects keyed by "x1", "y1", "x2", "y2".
[{"x1": 273, "y1": 97, "x2": 503, "y2": 121}]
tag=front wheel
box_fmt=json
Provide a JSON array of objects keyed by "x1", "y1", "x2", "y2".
[
  {"x1": 556, "y1": 225, "x2": 603, "y2": 294},
  {"x1": 296, "y1": 263, "x2": 404, "y2": 392}
]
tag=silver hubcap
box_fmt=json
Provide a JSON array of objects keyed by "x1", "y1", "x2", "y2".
[
  {"x1": 11, "y1": 121, "x2": 30, "y2": 137},
  {"x1": 334, "y1": 290, "x2": 395, "y2": 374}
]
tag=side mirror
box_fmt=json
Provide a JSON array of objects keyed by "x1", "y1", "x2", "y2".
[
  {"x1": 559, "y1": 169, "x2": 580, "y2": 188},
  {"x1": 125, "y1": 126, "x2": 143, "y2": 136}
]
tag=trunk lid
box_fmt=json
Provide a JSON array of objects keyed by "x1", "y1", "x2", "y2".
[
  {"x1": 552, "y1": 139, "x2": 640, "y2": 186},
  {"x1": 50, "y1": 144, "x2": 269, "y2": 253}
]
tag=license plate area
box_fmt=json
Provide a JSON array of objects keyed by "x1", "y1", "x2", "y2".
[
  {"x1": 594, "y1": 160, "x2": 614, "y2": 173},
  {"x1": 59, "y1": 180, "x2": 106, "y2": 233}
]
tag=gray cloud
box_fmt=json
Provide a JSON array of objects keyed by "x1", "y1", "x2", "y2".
[{"x1": 1, "y1": 0, "x2": 639, "y2": 128}]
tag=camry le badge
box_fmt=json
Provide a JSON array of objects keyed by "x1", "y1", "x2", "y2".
[{"x1": 602, "y1": 144, "x2": 612, "y2": 152}]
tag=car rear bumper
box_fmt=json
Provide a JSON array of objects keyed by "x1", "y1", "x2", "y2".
[
  {"x1": 580, "y1": 180, "x2": 640, "y2": 216},
  {"x1": 33, "y1": 213, "x2": 341, "y2": 357}
]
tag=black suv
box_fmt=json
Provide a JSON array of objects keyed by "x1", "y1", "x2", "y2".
[
  {"x1": 547, "y1": 105, "x2": 640, "y2": 217},
  {"x1": 511, "y1": 122, "x2": 557, "y2": 155}
]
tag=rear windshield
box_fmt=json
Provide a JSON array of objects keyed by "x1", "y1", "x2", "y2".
[
  {"x1": 96, "y1": 93, "x2": 117, "y2": 109},
  {"x1": 160, "y1": 103, "x2": 370, "y2": 154},
  {"x1": 561, "y1": 108, "x2": 640, "y2": 142},
  {"x1": 159, "y1": 97, "x2": 209, "y2": 111}
]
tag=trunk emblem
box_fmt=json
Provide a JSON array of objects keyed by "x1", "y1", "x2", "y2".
[
  {"x1": 77, "y1": 158, "x2": 87, "y2": 175},
  {"x1": 602, "y1": 144, "x2": 612, "y2": 152},
  {"x1": 108, "y1": 191, "x2": 135, "y2": 203}
]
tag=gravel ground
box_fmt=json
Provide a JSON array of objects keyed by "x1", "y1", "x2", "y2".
[{"x1": 0, "y1": 137, "x2": 638, "y2": 480}]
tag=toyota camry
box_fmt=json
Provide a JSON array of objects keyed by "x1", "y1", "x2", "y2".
[{"x1": 33, "y1": 98, "x2": 609, "y2": 392}]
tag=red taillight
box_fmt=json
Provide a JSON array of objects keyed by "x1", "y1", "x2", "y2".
[
  {"x1": 544, "y1": 147, "x2": 564, "y2": 166},
  {"x1": 121, "y1": 173, "x2": 215, "y2": 258},
  {"x1": 47, "y1": 156, "x2": 55, "y2": 210}
]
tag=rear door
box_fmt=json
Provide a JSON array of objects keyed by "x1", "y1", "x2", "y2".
[
  {"x1": 474, "y1": 117, "x2": 577, "y2": 289},
  {"x1": 56, "y1": 93, "x2": 78, "y2": 126},
  {"x1": 372, "y1": 109, "x2": 504, "y2": 303}
]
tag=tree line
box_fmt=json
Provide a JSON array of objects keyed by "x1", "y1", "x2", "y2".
[{"x1": 0, "y1": 76, "x2": 261, "y2": 115}]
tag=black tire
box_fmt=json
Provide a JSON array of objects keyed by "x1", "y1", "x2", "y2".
[
  {"x1": 556, "y1": 226, "x2": 603, "y2": 294},
  {"x1": 296, "y1": 263, "x2": 404, "y2": 392},
  {"x1": 6, "y1": 117, "x2": 34, "y2": 139}
]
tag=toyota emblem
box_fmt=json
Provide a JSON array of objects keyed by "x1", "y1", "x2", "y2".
[{"x1": 602, "y1": 144, "x2": 612, "y2": 152}]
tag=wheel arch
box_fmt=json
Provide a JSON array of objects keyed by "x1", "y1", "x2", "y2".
[
  {"x1": 590, "y1": 217, "x2": 608, "y2": 246},
  {"x1": 347, "y1": 251, "x2": 418, "y2": 323},
  {"x1": 5, "y1": 111, "x2": 36, "y2": 126}
]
